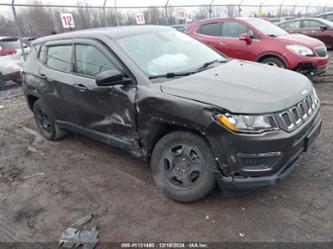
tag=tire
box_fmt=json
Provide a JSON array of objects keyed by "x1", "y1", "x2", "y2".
[
  {"x1": 261, "y1": 57, "x2": 286, "y2": 68},
  {"x1": 32, "y1": 100, "x2": 66, "y2": 141},
  {"x1": 151, "y1": 131, "x2": 216, "y2": 202}
]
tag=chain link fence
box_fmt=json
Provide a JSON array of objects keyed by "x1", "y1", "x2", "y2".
[{"x1": 0, "y1": 0, "x2": 333, "y2": 97}]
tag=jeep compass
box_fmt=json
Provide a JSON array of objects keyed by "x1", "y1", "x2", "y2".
[{"x1": 23, "y1": 26, "x2": 322, "y2": 202}]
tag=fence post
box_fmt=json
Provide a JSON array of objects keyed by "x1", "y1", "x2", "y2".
[
  {"x1": 11, "y1": 0, "x2": 26, "y2": 61},
  {"x1": 114, "y1": 0, "x2": 119, "y2": 26},
  {"x1": 279, "y1": 1, "x2": 284, "y2": 17},
  {"x1": 209, "y1": 0, "x2": 215, "y2": 18},
  {"x1": 238, "y1": 0, "x2": 245, "y2": 17},
  {"x1": 165, "y1": 0, "x2": 170, "y2": 25},
  {"x1": 103, "y1": 0, "x2": 107, "y2": 26}
]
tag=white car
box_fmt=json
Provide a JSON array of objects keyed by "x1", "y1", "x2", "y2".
[{"x1": 0, "y1": 37, "x2": 30, "y2": 90}]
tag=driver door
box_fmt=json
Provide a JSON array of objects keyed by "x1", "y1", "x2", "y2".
[
  {"x1": 70, "y1": 39, "x2": 137, "y2": 143},
  {"x1": 218, "y1": 21, "x2": 259, "y2": 61}
]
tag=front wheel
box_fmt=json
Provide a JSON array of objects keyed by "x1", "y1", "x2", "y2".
[
  {"x1": 261, "y1": 57, "x2": 286, "y2": 68},
  {"x1": 151, "y1": 131, "x2": 216, "y2": 202}
]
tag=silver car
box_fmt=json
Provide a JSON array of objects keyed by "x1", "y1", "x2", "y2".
[{"x1": 0, "y1": 37, "x2": 30, "y2": 90}]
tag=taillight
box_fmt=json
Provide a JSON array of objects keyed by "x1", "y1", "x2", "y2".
[{"x1": 0, "y1": 49, "x2": 17, "y2": 56}]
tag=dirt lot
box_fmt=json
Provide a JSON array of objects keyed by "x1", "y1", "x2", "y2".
[{"x1": 0, "y1": 55, "x2": 333, "y2": 244}]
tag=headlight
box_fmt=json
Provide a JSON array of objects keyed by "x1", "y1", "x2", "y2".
[
  {"x1": 215, "y1": 114, "x2": 279, "y2": 134},
  {"x1": 286, "y1": 45, "x2": 314, "y2": 56},
  {"x1": 311, "y1": 87, "x2": 320, "y2": 107}
]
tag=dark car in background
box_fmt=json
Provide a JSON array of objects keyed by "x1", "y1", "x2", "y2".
[
  {"x1": 278, "y1": 18, "x2": 333, "y2": 49},
  {"x1": 23, "y1": 26, "x2": 321, "y2": 202},
  {"x1": 187, "y1": 18, "x2": 329, "y2": 75},
  {"x1": 171, "y1": 24, "x2": 188, "y2": 32}
]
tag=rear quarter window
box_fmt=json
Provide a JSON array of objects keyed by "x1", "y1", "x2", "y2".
[{"x1": 196, "y1": 23, "x2": 220, "y2": 36}]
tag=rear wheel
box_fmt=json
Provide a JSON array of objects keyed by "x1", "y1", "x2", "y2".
[
  {"x1": 33, "y1": 100, "x2": 66, "y2": 141},
  {"x1": 261, "y1": 57, "x2": 286, "y2": 68},
  {"x1": 151, "y1": 131, "x2": 216, "y2": 202}
]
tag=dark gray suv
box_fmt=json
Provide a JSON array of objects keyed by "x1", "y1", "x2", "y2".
[{"x1": 23, "y1": 26, "x2": 322, "y2": 202}]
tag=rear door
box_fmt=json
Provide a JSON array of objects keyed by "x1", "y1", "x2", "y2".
[
  {"x1": 70, "y1": 39, "x2": 137, "y2": 143},
  {"x1": 38, "y1": 41, "x2": 79, "y2": 123},
  {"x1": 302, "y1": 20, "x2": 330, "y2": 46},
  {"x1": 279, "y1": 20, "x2": 302, "y2": 34},
  {"x1": 192, "y1": 22, "x2": 223, "y2": 50}
]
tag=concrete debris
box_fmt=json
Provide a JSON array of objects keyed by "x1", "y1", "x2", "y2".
[
  {"x1": 59, "y1": 215, "x2": 98, "y2": 249},
  {"x1": 59, "y1": 226, "x2": 99, "y2": 249},
  {"x1": 72, "y1": 214, "x2": 94, "y2": 228}
]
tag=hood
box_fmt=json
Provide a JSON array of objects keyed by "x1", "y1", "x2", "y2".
[
  {"x1": 160, "y1": 60, "x2": 313, "y2": 114},
  {"x1": 276, "y1": 34, "x2": 324, "y2": 47}
]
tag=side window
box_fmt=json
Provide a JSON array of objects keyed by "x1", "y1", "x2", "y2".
[
  {"x1": 74, "y1": 45, "x2": 116, "y2": 77},
  {"x1": 326, "y1": 14, "x2": 333, "y2": 22},
  {"x1": 46, "y1": 45, "x2": 72, "y2": 72},
  {"x1": 303, "y1": 20, "x2": 322, "y2": 29},
  {"x1": 282, "y1": 21, "x2": 301, "y2": 29},
  {"x1": 196, "y1": 23, "x2": 220, "y2": 36},
  {"x1": 221, "y1": 22, "x2": 253, "y2": 38}
]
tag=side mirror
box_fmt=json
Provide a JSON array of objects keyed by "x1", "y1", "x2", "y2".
[
  {"x1": 320, "y1": 25, "x2": 328, "y2": 31},
  {"x1": 96, "y1": 69, "x2": 129, "y2": 86},
  {"x1": 239, "y1": 33, "x2": 252, "y2": 44}
]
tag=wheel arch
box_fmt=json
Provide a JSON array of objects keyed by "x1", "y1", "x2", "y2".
[
  {"x1": 144, "y1": 121, "x2": 214, "y2": 161},
  {"x1": 26, "y1": 94, "x2": 39, "y2": 111},
  {"x1": 256, "y1": 53, "x2": 289, "y2": 68}
]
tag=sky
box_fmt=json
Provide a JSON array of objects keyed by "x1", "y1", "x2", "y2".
[
  {"x1": 0, "y1": 0, "x2": 332, "y2": 18},
  {"x1": 0, "y1": 0, "x2": 333, "y2": 7}
]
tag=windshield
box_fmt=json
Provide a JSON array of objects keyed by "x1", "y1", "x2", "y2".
[
  {"x1": 115, "y1": 30, "x2": 226, "y2": 77},
  {"x1": 246, "y1": 18, "x2": 289, "y2": 37}
]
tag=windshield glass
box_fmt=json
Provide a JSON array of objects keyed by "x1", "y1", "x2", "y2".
[
  {"x1": 246, "y1": 18, "x2": 289, "y2": 37},
  {"x1": 115, "y1": 30, "x2": 226, "y2": 77}
]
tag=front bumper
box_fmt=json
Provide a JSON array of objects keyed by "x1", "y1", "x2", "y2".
[
  {"x1": 206, "y1": 109, "x2": 322, "y2": 193},
  {"x1": 292, "y1": 55, "x2": 329, "y2": 76}
]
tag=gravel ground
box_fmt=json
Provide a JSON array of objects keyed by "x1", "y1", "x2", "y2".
[{"x1": 0, "y1": 54, "x2": 332, "y2": 245}]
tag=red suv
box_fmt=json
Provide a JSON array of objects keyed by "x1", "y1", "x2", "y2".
[{"x1": 187, "y1": 18, "x2": 329, "y2": 75}]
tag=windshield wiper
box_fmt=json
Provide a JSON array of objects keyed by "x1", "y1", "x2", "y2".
[
  {"x1": 267, "y1": 34, "x2": 277, "y2": 37},
  {"x1": 149, "y1": 71, "x2": 193, "y2": 80},
  {"x1": 148, "y1": 60, "x2": 227, "y2": 80},
  {"x1": 196, "y1": 59, "x2": 226, "y2": 71}
]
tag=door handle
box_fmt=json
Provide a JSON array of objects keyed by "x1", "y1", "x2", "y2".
[
  {"x1": 39, "y1": 73, "x2": 47, "y2": 79},
  {"x1": 74, "y1": 84, "x2": 88, "y2": 92},
  {"x1": 219, "y1": 41, "x2": 227, "y2": 46}
]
